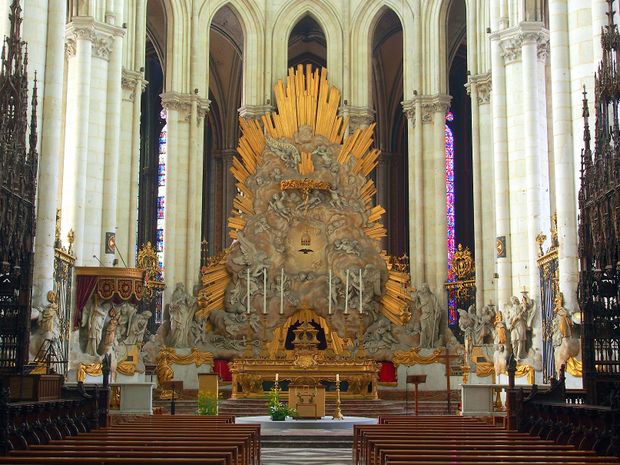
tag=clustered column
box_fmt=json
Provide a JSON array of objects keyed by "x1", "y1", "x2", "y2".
[
  {"x1": 160, "y1": 92, "x2": 210, "y2": 301},
  {"x1": 31, "y1": 0, "x2": 67, "y2": 304}
]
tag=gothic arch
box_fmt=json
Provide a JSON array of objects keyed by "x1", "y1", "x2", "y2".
[
  {"x1": 156, "y1": 0, "x2": 191, "y2": 91},
  {"x1": 350, "y1": 1, "x2": 414, "y2": 106},
  {"x1": 200, "y1": 0, "x2": 265, "y2": 105},
  {"x1": 425, "y1": 0, "x2": 453, "y2": 94},
  {"x1": 271, "y1": 1, "x2": 343, "y2": 90}
]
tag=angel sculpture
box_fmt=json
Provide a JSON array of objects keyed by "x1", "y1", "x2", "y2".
[
  {"x1": 457, "y1": 305, "x2": 477, "y2": 357},
  {"x1": 504, "y1": 294, "x2": 536, "y2": 360}
]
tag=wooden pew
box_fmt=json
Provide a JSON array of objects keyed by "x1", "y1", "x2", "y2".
[
  {"x1": 1, "y1": 415, "x2": 260, "y2": 465},
  {"x1": 354, "y1": 415, "x2": 620, "y2": 465}
]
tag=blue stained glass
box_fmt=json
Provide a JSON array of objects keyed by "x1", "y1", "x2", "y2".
[
  {"x1": 445, "y1": 111, "x2": 457, "y2": 325},
  {"x1": 157, "y1": 111, "x2": 168, "y2": 271}
]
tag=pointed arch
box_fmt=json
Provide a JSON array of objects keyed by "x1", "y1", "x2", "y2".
[
  {"x1": 157, "y1": 0, "x2": 191, "y2": 92},
  {"x1": 199, "y1": 0, "x2": 265, "y2": 105},
  {"x1": 272, "y1": 1, "x2": 343, "y2": 90},
  {"x1": 350, "y1": 1, "x2": 414, "y2": 106}
]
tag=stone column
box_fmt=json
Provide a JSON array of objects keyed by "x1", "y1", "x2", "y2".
[
  {"x1": 117, "y1": 69, "x2": 146, "y2": 266},
  {"x1": 32, "y1": 0, "x2": 66, "y2": 304},
  {"x1": 490, "y1": 27, "x2": 512, "y2": 307},
  {"x1": 62, "y1": 19, "x2": 94, "y2": 264},
  {"x1": 101, "y1": 24, "x2": 126, "y2": 266},
  {"x1": 160, "y1": 92, "x2": 209, "y2": 300},
  {"x1": 549, "y1": 0, "x2": 578, "y2": 310},
  {"x1": 466, "y1": 73, "x2": 493, "y2": 309},
  {"x1": 402, "y1": 99, "x2": 424, "y2": 284},
  {"x1": 474, "y1": 75, "x2": 495, "y2": 306},
  {"x1": 521, "y1": 25, "x2": 550, "y2": 301}
]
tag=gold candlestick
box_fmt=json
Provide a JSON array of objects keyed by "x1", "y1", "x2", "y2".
[{"x1": 332, "y1": 378, "x2": 344, "y2": 420}]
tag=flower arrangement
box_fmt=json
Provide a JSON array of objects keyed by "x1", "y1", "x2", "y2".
[
  {"x1": 197, "y1": 391, "x2": 219, "y2": 416},
  {"x1": 267, "y1": 386, "x2": 297, "y2": 421}
]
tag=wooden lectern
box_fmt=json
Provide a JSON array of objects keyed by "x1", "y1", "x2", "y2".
[
  {"x1": 198, "y1": 373, "x2": 219, "y2": 396},
  {"x1": 406, "y1": 374, "x2": 427, "y2": 416},
  {"x1": 288, "y1": 384, "x2": 326, "y2": 419}
]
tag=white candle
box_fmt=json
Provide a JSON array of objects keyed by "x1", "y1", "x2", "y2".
[
  {"x1": 336, "y1": 373, "x2": 339, "y2": 382},
  {"x1": 275, "y1": 373, "x2": 279, "y2": 382},
  {"x1": 263, "y1": 268, "x2": 267, "y2": 314},
  {"x1": 359, "y1": 268, "x2": 363, "y2": 314},
  {"x1": 344, "y1": 270, "x2": 349, "y2": 315},
  {"x1": 328, "y1": 270, "x2": 332, "y2": 315},
  {"x1": 247, "y1": 268, "x2": 251, "y2": 314},
  {"x1": 279, "y1": 268, "x2": 284, "y2": 315}
]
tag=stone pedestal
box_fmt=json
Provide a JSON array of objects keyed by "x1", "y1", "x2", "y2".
[
  {"x1": 460, "y1": 383, "x2": 506, "y2": 417},
  {"x1": 111, "y1": 382, "x2": 155, "y2": 415}
]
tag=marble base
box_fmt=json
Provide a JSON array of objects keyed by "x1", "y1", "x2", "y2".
[
  {"x1": 111, "y1": 382, "x2": 155, "y2": 415},
  {"x1": 460, "y1": 383, "x2": 506, "y2": 417}
]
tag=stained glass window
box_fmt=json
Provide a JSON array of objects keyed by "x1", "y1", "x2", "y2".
[
  {"x1": 445, "y1": 111, "x2": 457, "y2": 325},
  {"x1": 156, "y1": 110, "x2": 167, "y2": 269}
]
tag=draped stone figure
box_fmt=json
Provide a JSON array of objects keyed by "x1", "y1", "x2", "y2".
[
  {"x1": 102, "y1": 307, "x2": 119, "y2": 353},
  {"x1": 85, "y1": 303, "x2": 108, "y2": 356},
  {"x1": 418, "y1": 283, "x2": 441, "y2": 348},
  {"x1": 167, "y1": 283, "x2": 195, "y2": 348},
  {"x1": 125, "y1": 311, "x2": 152, "y2": 345}
]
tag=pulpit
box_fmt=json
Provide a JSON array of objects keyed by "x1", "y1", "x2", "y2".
[{"x1": 288, "y1": 384, "x2": 326, "y2": 419}]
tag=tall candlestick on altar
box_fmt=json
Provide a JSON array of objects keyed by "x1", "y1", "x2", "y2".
[
  {"x1": 279, "y1": 268, "x2": 284, "y2": 315},
  {"x1": 328, "y1": 270, "x2": 332, "y2": 315},
  {"x1": 336, "y1": 373, "x2": 339, "y2": 382},
  {"x1": 359, "y1": 268, "x2": 363, "y2": 314},
  {"x1": 247, "y1": 268, "x2": 251, "y2": 314},
  {"x1": 263, "y1": 268, "x2": 267, "y2": 314},
  {"x1": 275, "y1": 373, "x2": 279, "y2": 382},
  {"x1": 344, "y1": 270, "x2": 349, "y2": 314}
]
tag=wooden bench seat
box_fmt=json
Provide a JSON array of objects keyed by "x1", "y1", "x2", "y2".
[
  {"x1": 0, "y1": 457, "x2": 228, "y2": 464},
  {"x1": 2, "y1": 415, "x2": 260, "y2": 465},
  {"x1": 354, "y1": 415, "x2": 619, "y2": 465}
]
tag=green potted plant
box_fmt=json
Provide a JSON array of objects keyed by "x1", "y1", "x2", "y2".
[
  {"x1": 267, "y1": 386, "x2": 297, "y2": 421},
  {"x1": 197, "y1": 391, "x2": 219, "y2": 415}
]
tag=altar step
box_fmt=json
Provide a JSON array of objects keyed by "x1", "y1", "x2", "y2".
[
  {"x1": 261, "y1": 433, "x2": 352, "y2": 448},
  {"x1": 153, "y1": 398, "x2": 458, "y2": 416}
]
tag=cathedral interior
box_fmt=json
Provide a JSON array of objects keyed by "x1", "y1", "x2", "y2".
[{"x1": 0, "y1": 0, "x2": 619, "y2": 464}]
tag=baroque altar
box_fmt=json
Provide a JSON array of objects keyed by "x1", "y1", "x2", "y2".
[{"x1": 141, "y1": 65, "x2": 460, "y2": 394}]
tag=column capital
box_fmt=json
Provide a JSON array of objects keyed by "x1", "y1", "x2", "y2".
[
  {"x1": 466, "y1": 73, "x2": 492, "y2": 105},
  {"x1": 401, "y1": 99, "x2": 416, "y2": 123},
  {"x1": 492, "y1": 22, "x2": 549, "y2": 65},
  {"x1": 339, "y1": 104, "x2": 375, "y2": 131},
  {"x1": 238, "y1": 104, "x2": 273, "y2": 119},
  {"x1": 122, "y1": 68, "x2": 148, "y2": 102},
  {"x1": 161, "y1": 91, "x2": 211, "y2": 123},
  {"x1": 65, "y1": 17, "x2": 125, "y2": 61},
  {"x1": 402, "y1": 94, "x2": 452, "y2": 125}
]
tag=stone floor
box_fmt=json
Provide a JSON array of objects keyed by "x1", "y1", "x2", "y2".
[{"x1": 262, "y1": 447, "x2": 352, "y2": 465}]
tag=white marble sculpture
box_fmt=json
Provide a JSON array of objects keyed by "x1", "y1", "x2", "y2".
[
  {"x1": 504, "y1": 295, "x2": 536, "y2": 360},
  {"x1": 418, "y1": 283, "x2": 442, "y2": 348}
]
